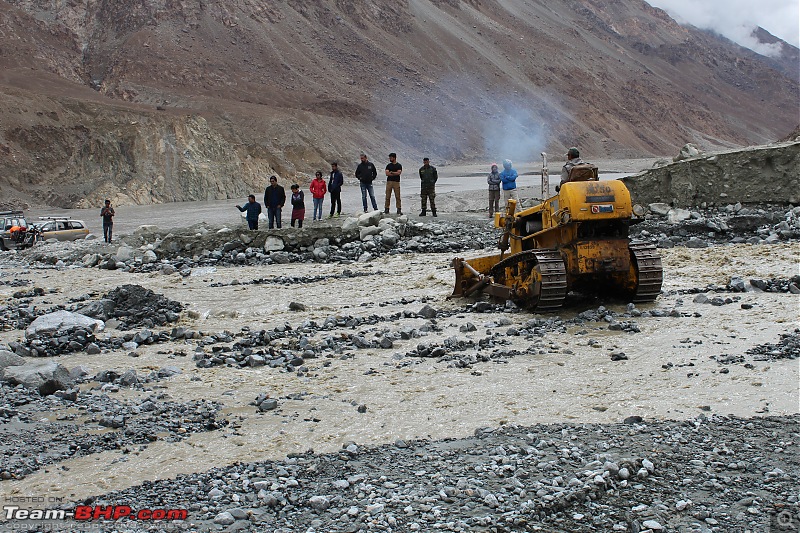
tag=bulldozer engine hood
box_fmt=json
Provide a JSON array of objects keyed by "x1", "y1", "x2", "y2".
[{"x1": 558, "y1": 180, "x2": 632, "y2": 221}]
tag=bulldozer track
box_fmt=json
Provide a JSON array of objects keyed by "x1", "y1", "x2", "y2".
[
  {"x1": 629, "y1": 242, "x2": 663, "y2": 302},
  {"x1": 489, "y1": 250, "x2": 567, "y2": 310}
]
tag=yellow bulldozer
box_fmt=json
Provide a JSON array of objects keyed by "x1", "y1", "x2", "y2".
[{"x1": 452, "y1": 176, "x2": 663, "y2": 311}]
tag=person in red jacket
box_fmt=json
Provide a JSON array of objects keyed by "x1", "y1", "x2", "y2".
[{"x1": 309, "y1": 171, "x2": 328, "y2": 221}]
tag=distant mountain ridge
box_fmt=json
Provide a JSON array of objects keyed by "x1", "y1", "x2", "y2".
[{"x1": 0, "y1": 0, "x2": 797, "y2": 207}]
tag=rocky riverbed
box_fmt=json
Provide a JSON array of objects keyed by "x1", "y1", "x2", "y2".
[{"x1": 0, "y1": 201, "x2": 797, "y2": 533}]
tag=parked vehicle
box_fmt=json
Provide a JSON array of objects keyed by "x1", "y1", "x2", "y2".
[
  {"x1": 34, "y1": 217, "x2": 90, "y2": 242},
  {"x1": 0, "y1": 210, "x2": 34, "y2": 251}
]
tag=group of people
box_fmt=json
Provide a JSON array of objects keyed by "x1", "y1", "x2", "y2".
[
  {"x1": 236, "y1": 153, "x2": 440, "y2": 229},
  {"x1": 236, "y1": 147, "x2": 588, "y2": 229},
  {"x1": 486, "y1": 147, "x2": 589, "y2": 217}
]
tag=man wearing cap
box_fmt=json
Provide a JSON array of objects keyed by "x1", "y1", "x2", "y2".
[
  {"x1": 418, "y1": 157, "x2": 438, "y2": 217},
  {"x1": 559, "y1": 147, "x2": 585, "y2": 186},
  {"x1": 384, "y1": 152, "x2": 402, "y2": 215}
]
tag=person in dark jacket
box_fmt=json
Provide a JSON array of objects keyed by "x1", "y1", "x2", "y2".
[
  {"x1": 235, "y1": 194, "x2": 262, "y2": 230},
  {"x1": 487, "y1": 163, "x2": 501, "y2": 218},
  {"x1": 100, "y1": 199, "x2": 115, "y2": 243},
  {"x1": 328, "y1": 161, "x2": 344, "y2": 218},
  {"x1": 355, "y1": 153, "x2": 378, "y2": 213},
  {"x1": 263, "y1": 175, "x2": 286, "y2": 229},
  {"x1": 290, "y1": 184, "x2": 305, "y2": 228},
  {"x1": 418, "y1": 157, "x2": 438, "y2": 217},
  {"x1": 559, "y1": 147, "x2": 586, "y2": 187}
]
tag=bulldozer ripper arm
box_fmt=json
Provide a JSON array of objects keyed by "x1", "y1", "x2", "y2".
[{"x1": 452, "y1": 257, "x2": 514, "y2": 300}]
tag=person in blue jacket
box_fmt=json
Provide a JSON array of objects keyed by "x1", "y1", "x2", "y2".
[
  {"x1": 499, "y1": 159, "x2": 518, "y2": 202},
  {"x1": 235, "y1": 195, "x2": 262, "y2": 230}
]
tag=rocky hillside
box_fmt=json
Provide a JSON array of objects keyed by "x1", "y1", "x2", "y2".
[{"x1": 0, "y1": 0, "x2": 797, "y2": 207}]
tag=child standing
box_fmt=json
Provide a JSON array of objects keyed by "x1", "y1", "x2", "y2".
[
  {"x1": 487, "y1": 163, "x2": 501, "y2": 218},
  {"x1": 290, "y1": 184, "x2": 305, "y2": 228},
  {"x1": 310, "y1": 171, "x2": 327, "y2": 221}
]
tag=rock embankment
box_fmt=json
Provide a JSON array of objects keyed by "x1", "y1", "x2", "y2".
[
  {"x1": 622, "y1": 141, "x2": 800, "y2": 207},
  {"x1": 3, "y1": 202, "x2": 798, "y2": 275}
]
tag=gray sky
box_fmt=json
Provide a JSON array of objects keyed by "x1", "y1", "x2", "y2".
[{"x1": 648, "y1": 0, "x2": 799, "y2": 55}]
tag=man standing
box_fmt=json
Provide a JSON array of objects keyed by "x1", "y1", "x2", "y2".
[
  {"x1": 355, "y1": 152, "x2": 378, "y2": 213},
  {"x1": 499, "y1": 159, "x2": 519, "y2": 202},
  {"x1": 384, "y1": 152, "x2": 402, "y2": 215},
  {"x1": 235, "y1": 194, "x2": 262, "y2": 230},
  {"x1": 328, "y1": 161, "x2": 344, "y2": 218},
  {"x1": 418, "y1": 157, "x2": 438, "y2": 217},
  {"x1": 100, "y1": 199, "x2": 115, "y2": 243},
  {"x1": 263, "y1": 175, "x2": 286, "y2": 229}
]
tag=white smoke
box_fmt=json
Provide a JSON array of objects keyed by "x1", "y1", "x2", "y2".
[
  {"x1": 648, "y1": 0, "x2": 799, "y2": 56},
  {"x1": 375, "y1": 73, "x2": 562, "y2": 164}
]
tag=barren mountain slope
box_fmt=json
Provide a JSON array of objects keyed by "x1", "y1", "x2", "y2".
[{"x1": 0, "y1": 0, "x2": 797, "y2": 207}]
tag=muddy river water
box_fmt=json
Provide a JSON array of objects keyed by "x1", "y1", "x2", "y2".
[{"x1": 2, "y1": 237, "x2": 797, "y2": 502}]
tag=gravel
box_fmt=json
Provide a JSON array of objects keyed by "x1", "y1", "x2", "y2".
[{"x1": 37, "y1": 414, "x2": 799, "y2": 533}]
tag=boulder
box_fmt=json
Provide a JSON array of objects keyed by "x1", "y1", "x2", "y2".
[
  {"x1": 648, "y1": 203, "x2": 671, "y2": 215},
  {"x1": 358, "y1": 210, "x2": 383, "y2": 227},
  {"x1": 271, "y1": 251, "x2": 290, "y2": 264},
  {"x1": 142, "y1": 250, "x2": 158, "y2": 264},
  {"x1": 381, "y1": 230, "x2": 400, "y2": 246},
  {"x1": 341, "y1": 217, "x2": 360, "y2": 232},
  {"x1": 78, "y1": 299, "x2": 116, "y2": 321},
  {"x1": 667, "y1": 208, "x2": 692, "y2": 224},
  {"x1": 115, "y1": 246, "x2": 136, "y2": 262},
  {"x1": 264, "y1": 236, "x2": 285, "y2": 252},
  {"x1": 25, "y1": 310, "x2": 104, "y2": 338},
  {"x1": 82, "y1": 254, "x2": 101, "y2": 267},
  {"x1": 3, "y1": 361, "x2": 73, "y2": 395},
  {"x1": 673, "y1": 143, "x2": 702, "y2": 162},
  {"x1": 0, "y1": 350, "x2": 25, "y2": 377},
  {"x1": 360, "y1": 226, "x2": 382, "y2": 240}
]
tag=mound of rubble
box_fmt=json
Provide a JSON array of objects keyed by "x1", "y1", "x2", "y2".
[
  {"x1": 623, "y1": 141, "x2": 800, "y2": 207},
  {"x1": 89, "y1": 284, "x2": 183, "y2": 329}
]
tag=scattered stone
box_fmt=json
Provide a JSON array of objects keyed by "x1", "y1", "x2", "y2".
[{"x1": 3, "y1": 361, "x2": 73, "y2": 395}]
